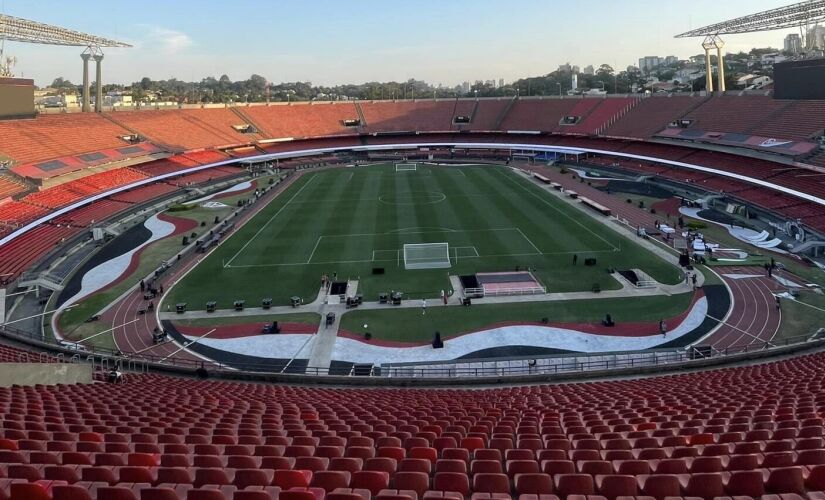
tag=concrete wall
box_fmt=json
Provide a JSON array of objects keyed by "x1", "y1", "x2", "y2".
[
  {"x1": 0, "y1": 363, "x2": 93, "y2": 387},
  {"x1": 0, "y1": 78, "x2": 35, "y2": 120}
]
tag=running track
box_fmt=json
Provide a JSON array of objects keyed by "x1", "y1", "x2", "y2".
[
  {"x1": 519, "y1": 164, "x2": 785, "y2": 350},
  {"x1": 102, "y1": 171, "x2": 307, "y2": 367}
]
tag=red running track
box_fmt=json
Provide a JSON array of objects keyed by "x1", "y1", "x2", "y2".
[
  {"x1": 517, "y1": 164, "x2": 785, "y2": 350},
  {"x1": 101, "y1": 172, "x2": 306, "y2": 366},
  {"x1": 701, "y1": 266, "x2": 783, "y2": 351}
]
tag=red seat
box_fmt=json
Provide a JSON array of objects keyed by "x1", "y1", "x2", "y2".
[
  {"x1": 233, "y1": 469, "x2": 275, "y2": 488},
  {"x1": 351, "y1": 471, "x2": 390, "y2": 496},
  {"x1": 554, "y1": 474, "x2": 595, "y2": 497},
  {"x1": 472, "y1": 473, "x2": 509, "y2": 494},
  {"x1": 636, "y1": 474, "x2": 680, "y2": 498},
  {"x1": 398, "y1": 459, "x2": 431, "y2": 475},
  {"x1": 311, "y1": 471, "x2": 352, "y2": 492},
  {"x1": 274, "y1": 470, "x2": 313, "y2": 489},
  {"x1": 766, "y1": 466, "x2": 806, "y2": 494},
  {"x1": 52, "y1": 485, "x2": 95, "y2": 500},
  {"x1": 393, "y1": 471, "x2": 430, "y2": 497},
  {"x1": 471, "y1": 460, "x2": 503, "y2": 475},
  {"x1": 679, "y1": 472, "x2": 724, "y2": 498},
  {"x1": 595, "y1": 475, "x2": 637, "y2": 500},
  {"x1": 194, "y1": 468, "x2": 233, "y2": 487},
  {"x1": 433, "y1": 472, "x2": 470, "y2": 496},
  {"x1": 514, "y1": 473, "x2": 553, "y2": 495},
  {"x1": 724, "y1": 469, "x2": 766, "y2": 497}
]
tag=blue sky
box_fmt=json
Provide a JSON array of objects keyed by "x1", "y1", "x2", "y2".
[{"x1": 1, "y1": 0, "x2": 800, "y2": 87}]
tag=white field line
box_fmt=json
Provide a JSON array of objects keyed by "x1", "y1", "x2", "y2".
[
  {"x1": 516, "y1": 228, "x2": 542, "y2": 254},
  {"x1": 225, "y1": 174, "x2": 317, "y2": 267},
  {"x1": 496, "y1": 169, "x2": 619, "y2": 251}
]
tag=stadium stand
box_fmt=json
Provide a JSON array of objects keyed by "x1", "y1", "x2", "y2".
[
  {"x1": 0, "y1": 201, "x2": 48, "y2": 225},
  {"x1": 749, "y1": 99, "x2": 825, "y2": 140},
  {"x1": 0, "y1": 224, "x2": 76, "y2": 281},
  {"x1": 20, "y1": 168, "x2": 148, "y2": 210},
  {"x1": 0, "y1": 175, "x2": 28, "y2": 201},
  {"x1": 497, "y1": 98, "x2": 580, "y2": 132},
  {"x1": 53, "y1": 199, "x2": 133, "y2": 227},
  {"x1": 359, "y1": 101, "x2": 456, "y2": 133},
  {"x1": 106, "y1": 109, "x2": 255, "y2": 150},
  {"x1": 0, "y1": 351, "x2": 821, "y2": 498},
  {"x1": 241, "y1": 103, "x2": 359, "y2": 138},
  {"x1": 602, "y1": 95, "x2": 708, "y2": 139},
  {"x1": 679, "y1": 95, "x2": 792, "y2": 137},
  {"x1": 466, "y1": 100, "x2": 512, "y2": 131},
  {"x1": 563, "y1": 98, "x2": 638, "y2": 135},
  {"x1": 0, "y1": 114, "x2": 132, "y2": 166}
]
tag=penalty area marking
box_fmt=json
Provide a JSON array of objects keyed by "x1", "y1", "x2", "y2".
[
  {"x1": 224, "y1": 174, "x2": 318, "y2": 267},
  {"x1": 226, "y1": 248, "x2": 616, "y2": 269},
  {"x1": 496, "y1": 169, "x2": 620, "y2": 252}
]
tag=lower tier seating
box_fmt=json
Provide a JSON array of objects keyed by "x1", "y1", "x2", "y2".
[{"x1": 0, "y1": 350, "x2": 824, "y2": 498}]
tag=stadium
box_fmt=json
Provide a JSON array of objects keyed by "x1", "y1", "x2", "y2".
[{"x1": 1, "y1": 1, "x2": 825, "y2": 499}]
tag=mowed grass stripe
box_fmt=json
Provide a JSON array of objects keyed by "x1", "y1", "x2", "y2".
[
  {"x1": 495, "y1": 168, "x2": 620, "y2": 251},
  {"x1": 477, "y1": 167, "x2": 609, "y2": 253},
  {"x1": 222, "y1": 173, "x2": 317, "y2": 266}
]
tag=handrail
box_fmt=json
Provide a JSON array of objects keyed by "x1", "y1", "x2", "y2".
[{"x1": 0, "y1": 320, "x2": 819, "y2": 379}]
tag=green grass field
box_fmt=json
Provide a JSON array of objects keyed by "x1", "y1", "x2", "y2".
[
  {"x1": 168, "y1": 164, "x2": 682, "y2": 307},
  {"x1": 340, "y1": 293, "x2": 694, "y2": 342}
]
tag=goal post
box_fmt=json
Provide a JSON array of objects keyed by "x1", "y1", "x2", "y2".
[
  {"x1": 395, "y1": 162, "x2": 418, "y2": 172},
  {"x1": 403, "y1": 242, "x2": 451, "y2": 269}
]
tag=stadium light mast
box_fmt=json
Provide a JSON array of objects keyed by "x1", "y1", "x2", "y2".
[
  {"x1": 676, "y1": 1, "x2": 825, "y2": 93},
  {"x1": 0, "y1": 13, "x2": 130, "y2": 112}
]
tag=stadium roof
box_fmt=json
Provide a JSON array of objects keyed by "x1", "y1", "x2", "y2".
[
  {"x1": 0, "y1": 13, "x2": 131, "y2": 47},
  {"x1": 675, "y1": 0, "x2": 825, "y2": 37}
]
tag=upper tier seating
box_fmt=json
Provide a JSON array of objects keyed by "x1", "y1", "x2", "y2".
[
  {"x1": 468, "y1": 100, "x2": 512, "y2": 131},
  {"x1": 359, "y1": 101, "x2": 456, "y2": 133},
  {"x1": 1, "y1": 350, "x2": 825, "y2": 499},
  {"x1": 499, "y1": 99, "x2": 579, "y2": 131},
  {"x1": 749, "y1": 100, "x2": 825, "y2": 140},
  {"x1": 0, "y1": 114, "x2": 131, "y2": 165},
  {"x1": 564, "y1": 98, "x2": 637, "y2": 135},
  {"x1": 602, "y1": 96, "x2": 707, "y2": 139},
  {"x1": 107, "y1": 109, "x2": 255, "y2": 150},
  {"x1": 681, "y1": 95, "x2": 792, "y2": 137},
  {"x1": 241, "y1": 103, "x2": 359, "y2": 138}
]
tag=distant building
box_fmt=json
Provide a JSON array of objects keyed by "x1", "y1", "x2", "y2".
[
  {"x1": 638, "y1": 56, "x2": 662, "y2": 72},
  {"x1": 784, "y1": 33, "x2": 802, "y2": 54},
  {"x1": 664, "y1": 56, "x2": 679, "y2": 66},
  {"x1": 498, "y1": 78, "x2": 505, "y2": 88},
  {"x1": 583, "y1": 65, "x2": 595, "y2": 75},
  {"x1": 572, "y1": 65, "x2": 580, "y2": 74},
  {"x1": 761, "y1": 53, "x2": 788, "y2": 66},
  {"x1": 461, "y1": 81, "x2": 470, "y2": 93},
  {"x1": 558, "y1": 63, "x2": 572, "y2": 72}
]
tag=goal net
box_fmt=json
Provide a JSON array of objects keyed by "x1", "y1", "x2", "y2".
[
  {"x1": 395, "y1": 162, "x2": 418, "y2": 172},
  {"x1": 403, "y1": 242, "x2": 451, "y2": 269}
]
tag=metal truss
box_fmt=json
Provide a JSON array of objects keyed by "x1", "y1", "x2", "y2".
[
  {"x1": 0, "y1": 13, "x2": 131, "y2": 47},
  {"x1": 676, "y1": 0, "x2": 825, "y2": 37}
]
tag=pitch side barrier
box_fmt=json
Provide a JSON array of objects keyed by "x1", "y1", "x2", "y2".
[{"x1": 4, "y1": 140, "x2": 825, "y2": 248}]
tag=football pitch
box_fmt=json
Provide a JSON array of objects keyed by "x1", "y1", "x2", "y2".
[{"x1": 168, "y1": 163, "x2": 681, "y2": 306}]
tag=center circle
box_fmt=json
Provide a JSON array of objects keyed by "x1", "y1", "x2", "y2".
[{"x1": 378, "y1": 191, "x2": 446, "y2": 205}]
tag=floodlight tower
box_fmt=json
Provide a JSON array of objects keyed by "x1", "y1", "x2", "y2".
[
  {"x1": 701, "y1": 36, "x2": 715, "y2": 92},
  {"x1": 0, "y1": 13, "x2": 130, "y2": 112},
  {"x1": 676, "y1": 1, "x2": 825, "y2": 93}
]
